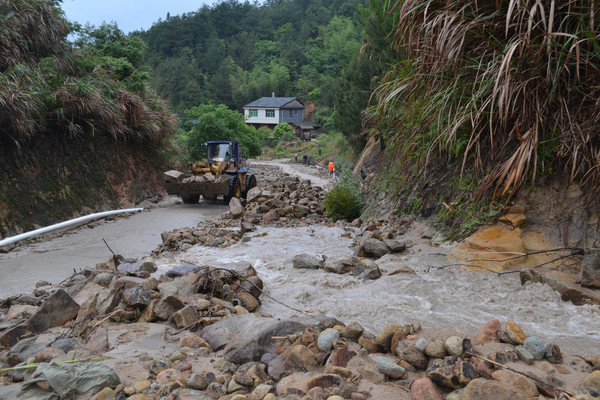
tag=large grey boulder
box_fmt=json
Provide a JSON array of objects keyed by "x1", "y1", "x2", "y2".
[
  {"x1": 292, "y1": 253, "x2": 323, "y2": 269},
  {"x1": 223, "y1": 317, "x2": 313, "y2": 364},
  {"x1": 200, "y1": 314, "x2": 257, "y2": 351},
  {"x1": 363, "y1": 238, "x2": 391, "y2": 258}
]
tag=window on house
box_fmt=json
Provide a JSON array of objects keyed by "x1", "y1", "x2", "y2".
[
  {"x1": 248, "y1": 109, "x2": 258, "y2": 117},
  {"x1": 289, "y1": 110, "x2": 293, "y2": 117},
  {"x1": 266, "y1": 109, "x2": 275, "y2": 118}
]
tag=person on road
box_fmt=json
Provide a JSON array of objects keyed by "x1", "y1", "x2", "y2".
[{"x1": 328, "y1": 161, "x2": 335, "y2": 179}]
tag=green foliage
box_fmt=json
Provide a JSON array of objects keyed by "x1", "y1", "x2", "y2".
[
  {"x1": 272, "y1": 123, "x2": 295, "y2": 142},
  {"x1": 324, "y1": 174, "x2": 365, "y2": 222},
  {"x1": 180, "y1": 104, "x2": 262, "y2": 160},
  {"x1": 141, "y1": 0, "x2": 365, "y2": 111}
]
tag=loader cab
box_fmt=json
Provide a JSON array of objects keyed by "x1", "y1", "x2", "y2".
[
  {"x1": 202, "y1": 141, "x2": 247, "y2": 175},
  {"x1": 205, "y1": 141, "x2": 239, "y2": 163}
]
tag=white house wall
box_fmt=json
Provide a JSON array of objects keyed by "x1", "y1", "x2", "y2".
[{"x1": 244, "y1": 108, "x2": 280, "y2": 124}]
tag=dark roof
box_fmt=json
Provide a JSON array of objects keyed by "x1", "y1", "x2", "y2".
[{"x1": 244, "y1": 97, "x2": 304, "y2": 108}]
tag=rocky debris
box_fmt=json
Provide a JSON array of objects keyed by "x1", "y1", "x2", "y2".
[{"x1": 2, "y1": 163, "x2": 600, "y2": 399}]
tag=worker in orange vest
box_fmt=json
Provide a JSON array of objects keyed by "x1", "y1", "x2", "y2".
[{"x1": 328, "y1": 161, "x2": 335, "y2": 179}]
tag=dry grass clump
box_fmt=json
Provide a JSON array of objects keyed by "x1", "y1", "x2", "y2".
[
  {"x1": 0, "y1": 0, "x2": 177, "y2": 148},
  {"x1": 372, "y1": 0, "x2": 600, "y2": 201},
  {"x1": 0, "y1": 0, "x2": 70, "y2": 71}
]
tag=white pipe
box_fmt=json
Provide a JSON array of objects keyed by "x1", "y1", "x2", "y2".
[{"x1": 0, "y1": 208, "x2": 144, "y2": 247}]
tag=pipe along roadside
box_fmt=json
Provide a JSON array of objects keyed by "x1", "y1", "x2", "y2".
[{"x1": 0, "y1": 208, "x2": 144, "y2": 248}]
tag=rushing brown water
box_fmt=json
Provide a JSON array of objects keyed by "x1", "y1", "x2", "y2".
[
  {"x1": 2, "y1": 161, "x2": 598, "y2": 357},
  {"x1": 154, "y1": 222, "x2": 600, "y2": 357}
]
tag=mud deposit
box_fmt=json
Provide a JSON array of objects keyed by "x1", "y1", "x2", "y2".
[{"x1": 154, "y1": 222, "x2": 600, "y2": 357}]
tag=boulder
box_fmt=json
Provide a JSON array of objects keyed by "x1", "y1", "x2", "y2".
[
  {"x1": 461, "y1": 378, "x2": 521, "y2": 400},
  {"x1": 520, "y1": 268, "x2": 600, "y2": 306},
  {"x1": 363, "y1": 238, "x2": 390, "y2": 258},
  {"x1": 229, "y1": 197, "x2": 245, "y2": 219},
  {"x1": 28, "y1": 289, "x2": 80, "y2": 334},
  {"x1": 223, "y1": 317, "x2": 312, "y2": 364},
  {"x1": 292, "y1": 253, "x2": 323, "y2": 269}
]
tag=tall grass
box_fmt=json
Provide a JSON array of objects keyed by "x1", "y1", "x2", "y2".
[
  {"x1": 372, "y1": 0, "x2": 600, "y2": 202},
  {"x1": 0, "y1": 0, "x2": 177, "y2": 148}
]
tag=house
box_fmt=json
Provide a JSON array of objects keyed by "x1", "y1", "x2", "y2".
[{"x1": 243, "y1": 94, "x2": 320, "y2": 139}]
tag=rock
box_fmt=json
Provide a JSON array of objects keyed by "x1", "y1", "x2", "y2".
[
  {"x1": 444, "y1": 336, "x2": 463, "y2": 357},
  {"x1": 183, "y1": 373, "x2": 207, "y2": 390},
  {"x1": 117, "y1": 261, "x2": 157, "y2": 275},
  {"x1": 323, "y1": 260, "x2": 346, "y2": 274},
  {"x1": 246, "y1": 187, "x2": 262, "y2": 203},
  {"x1": 476, "y1": 319, "x2": 502, "y2": 344},
  {"x1": 317, "y1": 328, "x2": 340, "y2": 351},
  {"x1": 544, "y1": 344, "x2": 563, "y2": 363},
  {"x1": 222, "y1": 316, "x2": 314, "y2": 364},
  {"x1": 580, "y1": 250, "x2": 600, "y2": 288},
  {"x1": 172, "y1": 305, "x2": 200, "y2": 329},
  {"x1": 122, "y1": 285, "x2": 152, "y2": 308},
  {"x1": 498, "y1": 213, "x2": 527, "y2": 229},
  {"x1": 584, "y1": 371, "x2": 600, "y2": 393},
  {"x1": 382, "y1": 238, "x2": 407, "y2": 253},
  {"x1": 90, "y1": 387, "x2": 115, "y2": 400},
  {"x1": 363, "y1": 238, "x2": 390, "y2": 258},
  {"x1": 461, "y1": 378, "x2": 521, "y2": 400},
  {"x1": 233, "y1": 291, "x2": 260, "y2": 312},
  {"x1": 410, "y1": 377, "x2": 445, "y2": 400},
  {"x1": 374, "y1": 356, "x2": 406, "y2": 379},
  {"x1": 425, "y1": 340, "x2": 447, "y2": 359},
  {"x1": 34, "y1": 347, "x2": 66, "y2": 363},
  {"x1": 520, "y1": 268, "x2": 600, "y2": 306},
  {"x1": 292, "y1": 253, "x2": 323, "y2": 269},
  {"x1": 229, "y1": 197, "x2": 245, "y2": 219},
  {"x1": 399, "y1": 346, "x2": 427, "y2": 370},
  {"x1": 505, "y1": 321, "x2": 526, "y2": 345},
  {"x1": 491, "y1": 370, "x2": 538, "y2": 398},
  {"x1": 306, "y1": 373, "x2": 342, "y2": 390},
  {"x1": 180, "y1": 335, "x2": 212, "y2": 351},
  {"x1": 326, "y1": 346, "x2": 357, "y2": 369},
  {"x1": 276, "y1": 372, "x2": 311, "y2": 397},
  {"x1": 375, "y1": 324, "x2": 402, "y2": 351},
  {"x1": 165, "y1": 263, "x2": 205, "y2": 278},
  {"x1": 358, "y1": 335, "x2": 382, "y2": 353},
  {"x1": 200, "y1": 313, "x2": 257, "y2": 351},
  {"x1": 351, "y1": 259, "x2": 382, "y2": 280},
  {"x1": 515, "y1": 345, "x2": 535, "y2": 365},
  {"x1": 28, "y1": 289, "x2": 80, "y2": 334},
  {"x1": 249, "y1": 383, "x2": 274, "y2": 400},
  {"x1": 154, "y1": 295, "x2": 185, "y2": 321},
  {"x1": 284, "y1": 345, "x2": 318, "y2": 372},
  {"x1": 340, "y1": 322, "x2": 364, "y2": 340},
  {"x1": 523, "y1": 336, "x2": 545, "y2": 359},
  {"x1": 448, "y1": 225, "x2": 527, "y2": 272},
  {"x1": 427, "y1": 358, "x2": 457, "y2": 389},
  {"x1": 156, "y1": 368, "x2": 179, "y2": 384}
]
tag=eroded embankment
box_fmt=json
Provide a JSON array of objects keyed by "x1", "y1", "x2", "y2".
[{"x1": 0, "y1": 135, "x2": 167, "y2": 239}]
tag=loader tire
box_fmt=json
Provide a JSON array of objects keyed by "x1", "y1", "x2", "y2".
[
  {"x1": 181, "y1": 194, "x2": 200, "y2": 204},
  {"x1": 243, "y1": 174, "x2": 257, "y2": 199},
  {"x1": 224, "y1": 175, "x2": 241, "y2": 204}
]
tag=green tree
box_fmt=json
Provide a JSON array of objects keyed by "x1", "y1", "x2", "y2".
[
  {"x1": 273, "y1": 123, "x2": 295, "y2": 142},
  {"x1": 181, "y1": 104, "x2": 262, "y2": 159}
]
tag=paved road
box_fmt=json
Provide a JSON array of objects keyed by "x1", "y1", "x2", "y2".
[{"x1": 0, "y1": 199, "x2": 227, "y2": 298}]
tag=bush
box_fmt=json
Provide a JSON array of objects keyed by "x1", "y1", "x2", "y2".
[{"x1": 324, "y1": 174, "x2": 365, "y2": 222}]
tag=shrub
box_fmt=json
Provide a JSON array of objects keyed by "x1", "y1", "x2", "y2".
[{"x1": 324, "y1": 174, "x2": 365, "y2": 222}]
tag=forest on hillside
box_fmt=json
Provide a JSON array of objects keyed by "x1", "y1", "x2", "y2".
[{"x1": 137, "y1": 0, "x2": 369, "y2": 146}]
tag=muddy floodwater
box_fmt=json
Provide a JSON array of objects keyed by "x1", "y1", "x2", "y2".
[
  {"x1": 154, "y1": 223, "x2": 600, "y2": 357},
  {"x1": 0, "y1": 199, "x2": 228, "y2": 298}
]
